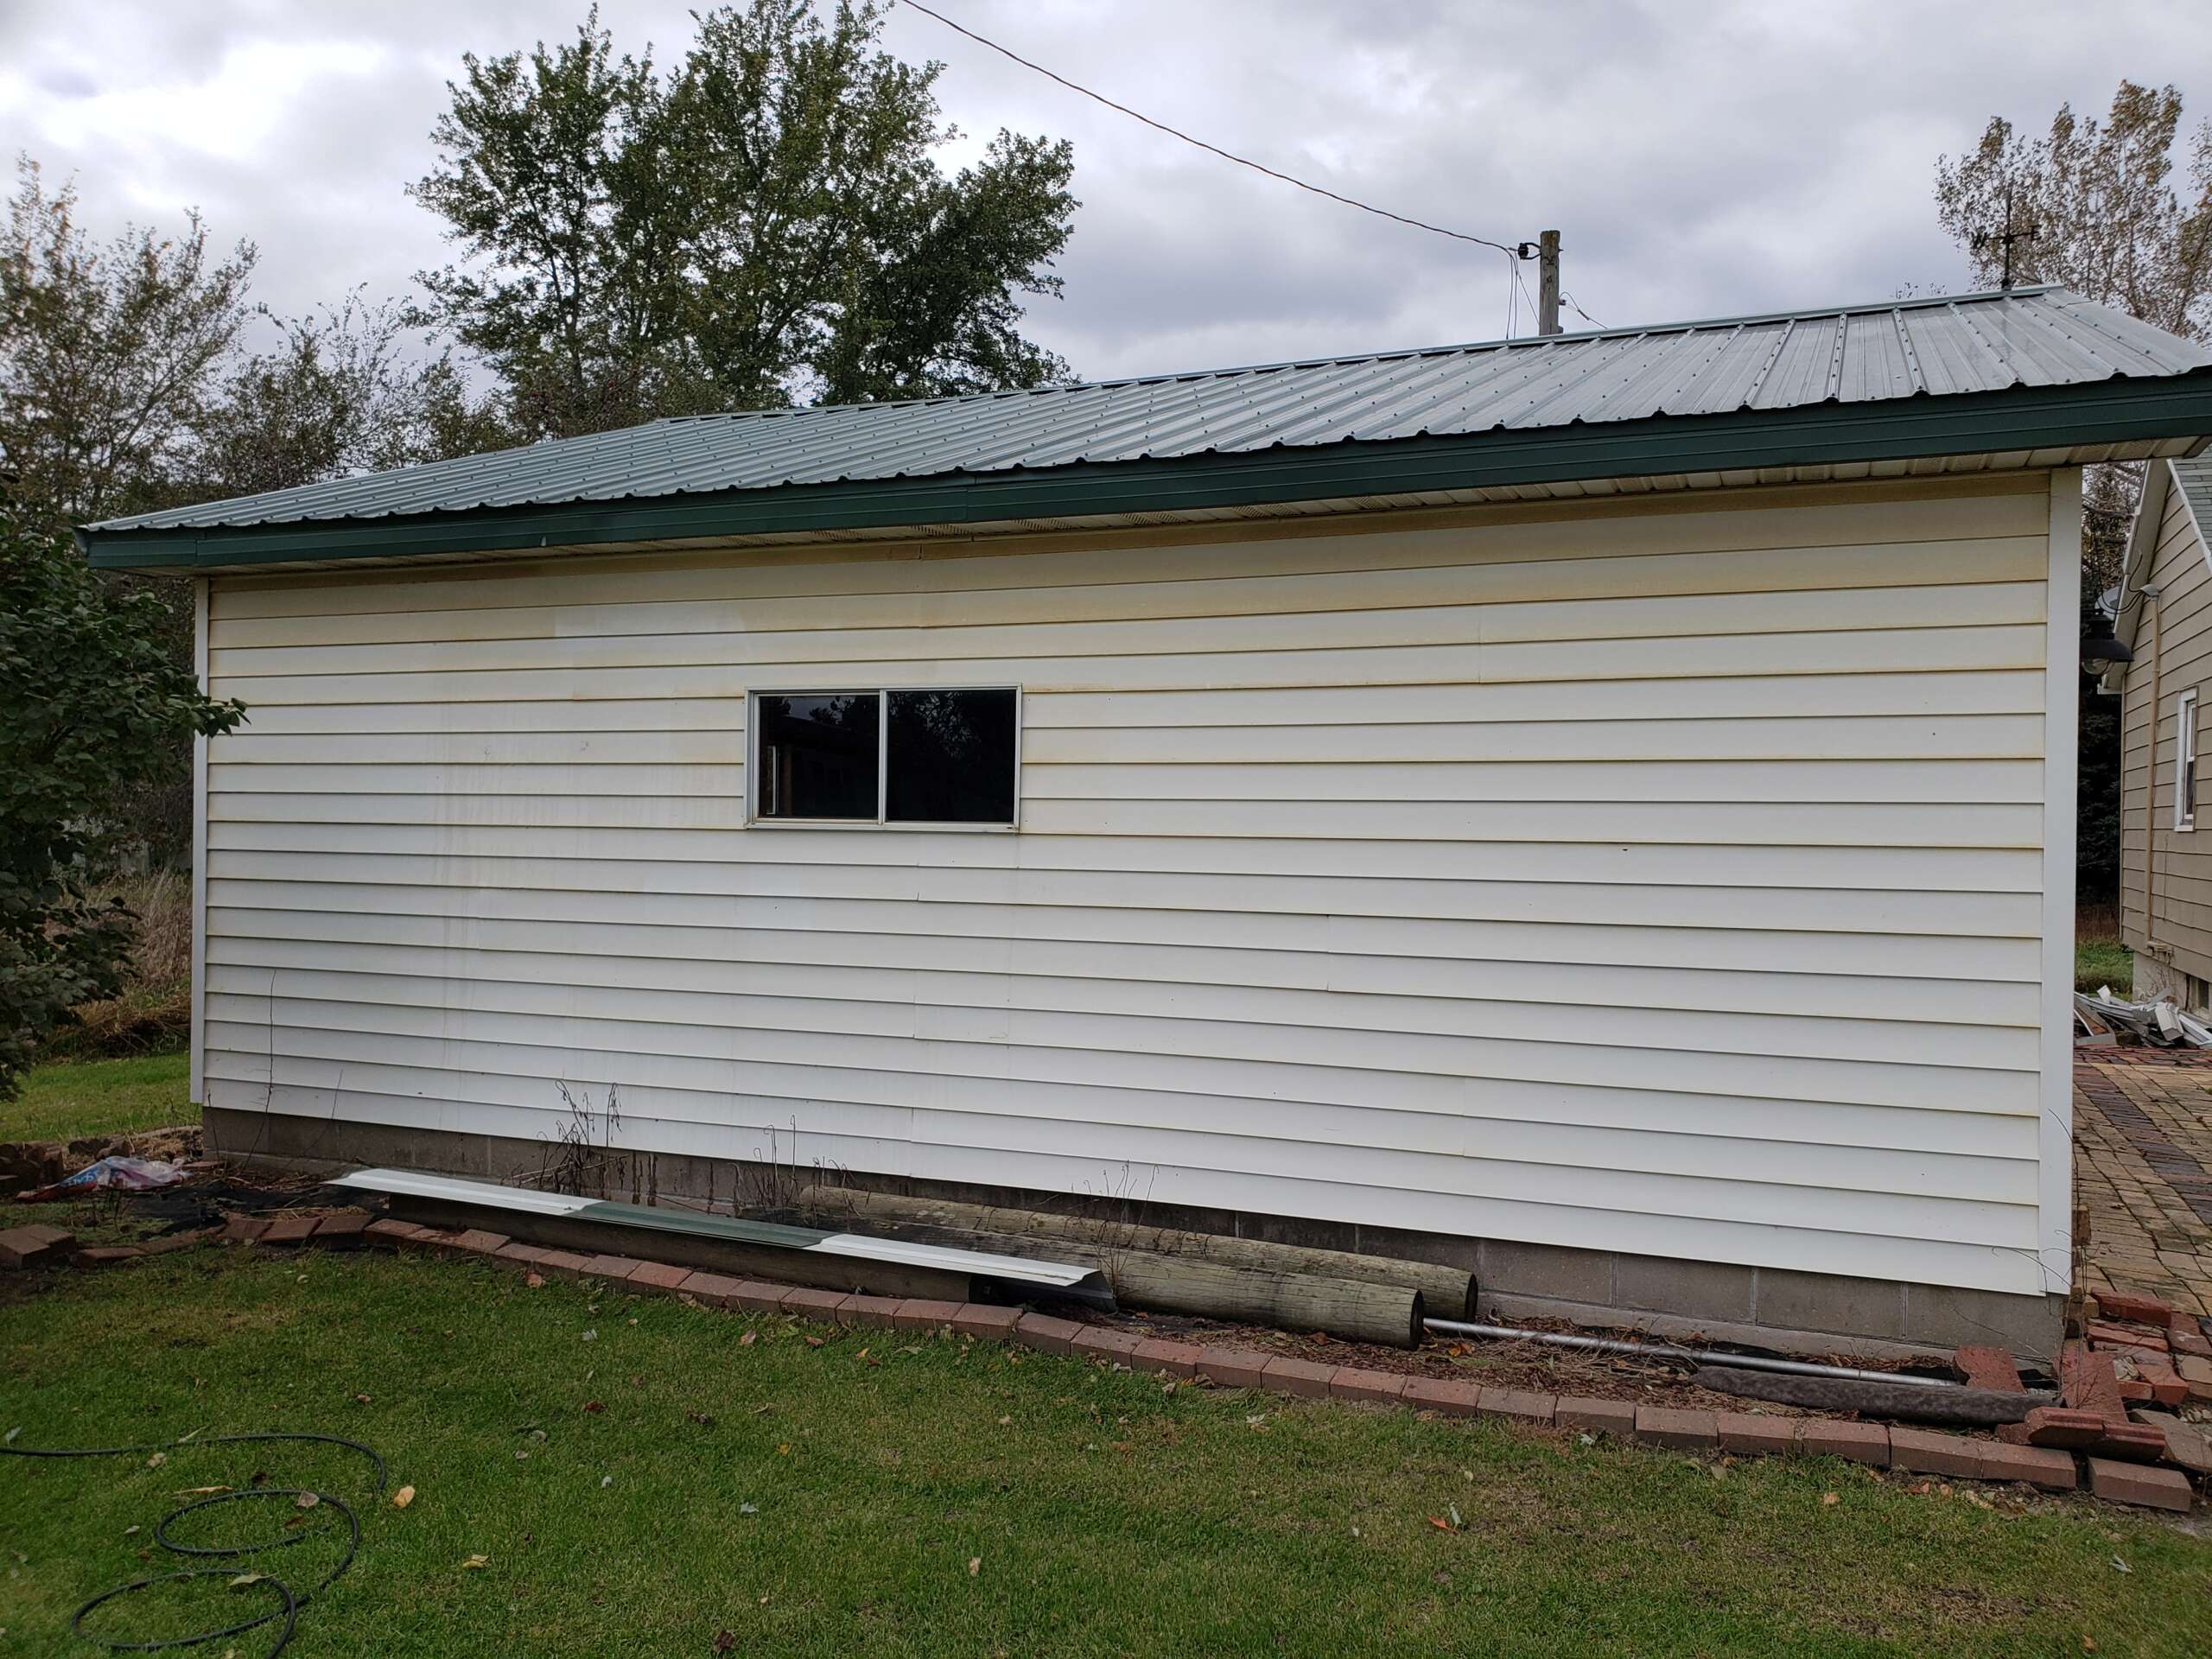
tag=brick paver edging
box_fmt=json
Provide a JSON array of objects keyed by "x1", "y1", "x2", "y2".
[{"x1": 28, "y1": 1209, "x2": 2194, "y2": 1513}]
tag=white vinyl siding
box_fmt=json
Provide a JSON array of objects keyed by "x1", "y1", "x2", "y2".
[{"x1": 199, "y1": 473, "x2": 2063, "y2": 1297}]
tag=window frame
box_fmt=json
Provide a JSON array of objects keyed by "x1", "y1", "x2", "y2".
[
  {"x1": 2178, "y1": 689, "x2": 2199, "y2": 834},
  {"x1": 745, "y1": 684, "x2": 1022, "y2": 831}
]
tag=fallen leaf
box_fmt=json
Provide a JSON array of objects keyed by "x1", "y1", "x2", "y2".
[
  {"x1": 967, "y1": 1557, "x2": 982, "y2": 1577},
  {"x1": 601, "y1": 1476, "x2": 613, "y2": 1488},
  {"x1": 2111, "y1": 1557, "x2": 2132, "y2": 1574},
  {"x1": 295, "y1": 1492, "x2": 319, "y2": 1510},
  {"x1": 146, "y1": 1452, "x2": 167, "y2": 1469},
  {"x1": 739, "y1": 1502, "x2": 759, "y2": 1516},
  {"x1": 525, "y1": 1273, "x2": 545, "y2": 1288},
  {"x1": 460, "y1": 1554, "x2": 488, "y2": 1570},
  {"x1": 583, "y1": 1401, "x2": 605, "y2": 1414},
  {"x1": 124, "y1": 1525, "x2": 139, "y2": 1536},
  {"x1": 1427, "y1": 1516, "x2": 1452, "y2": 1532},
  {"x1": 1821, "y1": 1492, "x2": 1840, "y2": 1507},
  {"x1": 354, "y1": 1394, "x2": 371, "y2": 1405},
  {"x1": 686, "y1": 1410, "x2": 715, "y2": 1426},
  {"x1": 738, "y1": 1331, "x2": 757, "y2": 1347},
  {"x1": 777, "y1": 1443, "x2": 791, "y2": 1456},
  {"x1": 804, "y1": 1336, "x2": 824, "y2": 1349},
  {"x1": 175, "y1": 1485, "x2": 232, "y2": 1497},
  {"x1": 1448, "y1": 1504, "x2": 1462, "y2": 1529},
  {"x1": 581, "y1": 1329, "x2": 597, "y2": 1342},
  {"x1": 997, "y1": 1415, "x2": 1012, "y2": 1427},
  {"x1": 714, "y1": 1632, "x2": 735, "y2": 1654},
  {"x1": 391, "y1": 1486, "x2": 415, "y2": 1510},
  {"x1": 229, "y1": 1573, "x2": 264, "y2": 1589}
]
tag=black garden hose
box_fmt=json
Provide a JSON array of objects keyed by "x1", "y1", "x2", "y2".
[{"x1": 2, "y1": 1432, "x2": 385, "y2": 1655}]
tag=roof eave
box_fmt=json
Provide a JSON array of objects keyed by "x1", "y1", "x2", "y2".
[{"x1": 80, "y1": 369, "x2": 2212, "y2": 574}]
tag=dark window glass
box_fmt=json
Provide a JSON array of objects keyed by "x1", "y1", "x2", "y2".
[
  {"x1": 887, "y1": 688, "x2": 1017, "y2": 823},
  {"x1": 756, "y1": 693, "x2": 880, "y2": 819}
]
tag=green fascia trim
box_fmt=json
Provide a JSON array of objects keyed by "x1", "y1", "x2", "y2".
[{"x1": 79, "y1": 372, "x2": 2212, "y2": 572}]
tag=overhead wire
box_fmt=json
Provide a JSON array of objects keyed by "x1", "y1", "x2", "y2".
[{"x1": 900, "y1": 0, "x2": 1522, "y2": 260}]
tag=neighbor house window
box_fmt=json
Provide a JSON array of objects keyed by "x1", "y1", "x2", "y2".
[
  {"x1": 750, "y1": 688, "x2": 1018, "y2": 826},
  {"x1": 2178, "y1": 690, "x2": 2199, "y2": 833}
]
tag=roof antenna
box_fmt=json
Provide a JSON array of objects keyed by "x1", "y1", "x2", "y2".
[{"x1": 1971, "y1": 189, "x2": 2037, "y2": 292}]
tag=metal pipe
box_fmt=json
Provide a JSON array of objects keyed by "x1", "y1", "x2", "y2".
[{"x1": 1422, "y1": 1318, "x2": 1959, "y2": 1389}]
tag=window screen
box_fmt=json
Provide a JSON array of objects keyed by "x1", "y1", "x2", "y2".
[
  {"x1": 755, "y1": 693, "x2": 880, "y2": 820},
  {"x1": 752, "y1": 688, "x2": 1017, "y2": 826}
]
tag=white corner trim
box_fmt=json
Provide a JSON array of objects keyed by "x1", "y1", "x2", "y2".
[
  {"x1": 2037, "y1": 468, "x2": 2082, "y2": 1297},
  {"x1": 189, "y1": 577, "x2": 210, "y2": 1109}
]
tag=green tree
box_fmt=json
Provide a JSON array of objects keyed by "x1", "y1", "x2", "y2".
[
  {"x1": 1934, "y1": 83, "x2": 2212, "y2": 904},
  {"x1": 0, "y1": 155, "x2": 257, "y2": 533},
  {"x1": 410, "y1": 1, "x2": 1077, "y2": 439},
  {"x1": 0, "y1": 505, "x2": 244, "y2": 1096},
  {"x1": 195, "y1": 290, "x2": 514, "y2": 501}
]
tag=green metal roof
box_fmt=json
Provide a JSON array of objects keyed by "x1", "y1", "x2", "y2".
[{"x1": 80, "y1": 286, "x2": 2212, "y2": 571}]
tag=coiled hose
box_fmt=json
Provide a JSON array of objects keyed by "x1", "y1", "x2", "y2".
[{"x1": 3, "y1": 1431, "x2": 385, "y2": 1654}]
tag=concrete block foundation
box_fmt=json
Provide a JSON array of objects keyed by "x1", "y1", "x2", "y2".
[{"x1": 207, "y1": 1105, "x2": 2062, "y2": 1362}]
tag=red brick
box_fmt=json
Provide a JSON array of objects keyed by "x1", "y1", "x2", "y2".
[
  {"x1": 626, "y1": 1261, "x2": 691, "y2": 1295},
  {"x1": 1715, "y1": 1412, "x2": 1799, "y2": 1458},
  {"x1": 2094, "y1": 1291, "x2": 2175, "y2": 1325},
  {"x1": 950, "y1": 1303, "x2": 1021, "y2": 1340},
  {"x1": 1399, "y1": 1375, "x2": 1483, "y2": 1417},
  {"x1": 2060, "y1": 1344, "x2": 2126, "y2": 1421},
  {"x1": 725, "y1": 1280, "x2": 794, "y2": 1313},
  {"x1": 259, "y1": 1215, "x2": 320, "y2": 1247},
  {"x1": 2090, "y1": 1321, "x2": 2167, "y2": 1352},
  {"x1": 893, "y1": 1299, "x2": 964, "y2": 1333},
  {"x1": 451, "y1": 1229, "x2": 512, "y2": 1258},
  {"x1": 76, "y1": 1244, "x2": 143, "y2": 1267},
  {"x1": 2087, "y1": 1457, "x2": 2195, "y2": 1511},
  {"x1": 1071, "y1": 1326, "x2": 1145, "y2": 1363},
  {"x1": 1953, "y1": 1344, "x2": 2024, "y2": 1392},
  {"x1": 780, "y1": 1286, "x2": 846, "y2": 1321},
  {"x1": 0, "y1": 1231, "x2": 60, "y2": 1268},
  {"x1": 362, "y1": 1218, "x2": 416, "y2": 1248},
  {"x1": 2116, "y1": 1380, "x2": 2153, "y2": 1406},
  {"x1": 2133, "y1": 1356, "x2": 2190, "y2": 1408},
  {"x1": 2024, "y1": 1407, "x2": 2106, "y2": 1449},
  {"x1": 1131, "y1": 1338, "x2": 1205, "y2": 1378},
  {"x1": 2170, "y1": 1318, "x2": 2212, "y2": 1359},
  {"x1": 2090, "y1": 1422, "x2": 2172, "y2": 1464},
  {"x1": 582, "y1": 1253, "x2": 642, "y2": 1282},
  {"x1": 1012, "y1": 1312, "x2": 1082, "y2": 1353},
  {"x1": 1329, "y1": 1367, "x2": 1408, "y2": 1407},
  {"x1": 1977, "y1": 1441, "x2": 2078, "y2": 1491},
  {"x1": 1887, "y1": 1427, "x2": 1984, "y2": 1478},
  {"x1": 1635, "y1": 1407, "x2": 1719, "y2": 1452},
  {"x1": 677, "y1": 1270, "x2": 743, "y2": 1306},
  {"x1": 1555, "y1": 1395, "x2": 1638, "y2": 1437},
  {"x1": 838, "y1": 1294, "x2": 903, "y2": 1330},
  {"x1": 494, "y1": 1242, "x2": 550, "y2": 1267},
  {"x1": 1478, "y1": 1388, "x2": 1557, "y2": 1427},
  {"x1": 396, "y1": 1226, "x2": 454, "y2": 1255},
  {"x1": 1196, "y1": 1348, "x2": 1274, "y2": 1390},
  {"x1": 2177, "y1": 1353, "x2": 2212, "y2": 1402},
  {"x1": 314, "y1": 1212, "x2": 371, "y2": 1249},
  {"x1": 10, "y1": 1223, "x2": 74, "y2": 1252},
  {"x1": 1800, "y1": 1420, "x2": 1891, "y2": 1465},
  {"x1": 219, "y1": 1215, "x2": 270, "y2": 1247},
  {"x1": 1261, "y1": 1357, "x2": 1338, "y2": 1400},
  {"x1": 139, "y1": 1229, "x2": 213, "y2": 1256},
  {"x1": 533, "y1": 1249, "x2": 596, "y2": 1281}
]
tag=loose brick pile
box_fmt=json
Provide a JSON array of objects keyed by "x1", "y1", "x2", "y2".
[{"x1": 18, "y1": 1206, "x2": 2211, "y2": 1514}]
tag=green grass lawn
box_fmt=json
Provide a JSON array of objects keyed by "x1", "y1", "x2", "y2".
[
  {"x1": 2, "y1": 1051, "x2": 194, "y2": 1144},
  {"x1": 2076, "y1": 938, "x2": 2134, "y2": 997},
  {"x1": 3, "y1": 1253, "x2": 2207, "y2": 1657}
]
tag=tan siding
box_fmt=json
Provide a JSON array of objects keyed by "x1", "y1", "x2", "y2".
[
  {"x1": 2120, "y1": 472, "x2": 2212, "y2": 974},
  {"x1": 201, "y1": 476, "x2": 2058, "y2": 1295}
]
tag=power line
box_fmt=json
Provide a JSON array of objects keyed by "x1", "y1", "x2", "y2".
[
  {"x1": 1560, "y1": 289, "x2": 1606, "y2": 330},
  {"x1": 900, "y1": 0, "x2": 1519, "y2": 259}
]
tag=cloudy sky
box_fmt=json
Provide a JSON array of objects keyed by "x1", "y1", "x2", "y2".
[{"x1": 2, "y1": 0, "x2": 2206, "y2": 387}]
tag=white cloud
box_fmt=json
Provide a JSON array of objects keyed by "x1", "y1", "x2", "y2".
[{"x1": 2, "y1": 0, "x2": 2206, "y2": 388}]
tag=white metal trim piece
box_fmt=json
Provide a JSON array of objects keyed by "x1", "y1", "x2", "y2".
[
  {"x1": 2176, "y1": 690, "x2": 2198, "y2": 833},
  {"x1": 334, "y1": 1167, "x2": 595, "y2": 1217},
  {"x1": 2037, "y1": 467, "x2": 2082, "y2": 1299},
  {"x1": 190, "y1": 576, "x2": 210, "y2": 1109},
  {"x1": 811, "y1": 1231, "x2": 1094, "y2": 1287}
]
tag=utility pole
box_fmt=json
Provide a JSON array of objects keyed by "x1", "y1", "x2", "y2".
[{"x1": 1516, "y1": 231, "x2": 1563, "y2": 334}]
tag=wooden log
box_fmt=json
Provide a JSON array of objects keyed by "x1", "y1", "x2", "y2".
[
  {"x1": 1691, "y1": 1366, "x2": 2055, "y2": 1426},
  {"x1": 800, "y1": 1183, "x2": 1474, "y2": 1319},
  {"x1": 797, "y1": 1200, "x2": 1425, "y2": 1346}
]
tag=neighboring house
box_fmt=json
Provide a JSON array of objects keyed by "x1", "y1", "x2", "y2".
[
  {"x1": 79, "y1": 287, "x2": 2212, "y2": 1357},
  {"x1": 2110, "y1": 455, "x2": 2212, "y2": 1009}
]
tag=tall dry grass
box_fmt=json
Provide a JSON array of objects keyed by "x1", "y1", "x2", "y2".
[{"x1": 41, "y1": 869, "x2": 194, "y2": 1060}]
